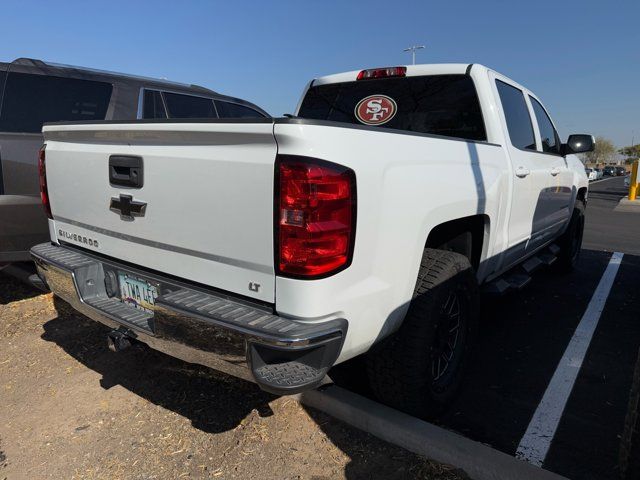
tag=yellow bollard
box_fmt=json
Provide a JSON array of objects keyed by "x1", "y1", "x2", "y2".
[{"x1": 630, "y1": 160, "x2": 639, "y2": 201}]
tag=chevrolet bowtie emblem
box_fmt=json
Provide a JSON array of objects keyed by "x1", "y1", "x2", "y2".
[{"x1": 109, "y1": 194, "x2": 147, "y2": 221}]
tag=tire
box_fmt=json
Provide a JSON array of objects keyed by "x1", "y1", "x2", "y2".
[
  {"x1": 366, "y1": 249, "x2": 479, "y2": 419},
  {"x1": 557, "y1": 201, "x2": 585, "y2": 272}
]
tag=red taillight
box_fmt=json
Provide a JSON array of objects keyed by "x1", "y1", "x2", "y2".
[
  {"x1": 276, "y1": 155, "x2": 356, "y2": 278},
  {"x1": 356, "y1": 66, "x2": 407, "y2": 81},
  {"x1": 38, "y1": 145, "x2": 52, "y2": 219}
]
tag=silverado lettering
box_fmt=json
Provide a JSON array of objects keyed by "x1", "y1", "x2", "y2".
[{"x1": 58, "y1": 229, "x2": 99, "y2": 248}]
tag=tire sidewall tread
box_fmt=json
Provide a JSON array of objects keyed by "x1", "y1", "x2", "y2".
[{"x1": 367, "y1": 248, "x2": 479, "y2": 419}]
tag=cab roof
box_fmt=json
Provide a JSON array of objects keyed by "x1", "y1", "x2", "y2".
[{"x1": 311, "y1": 63, "x2": 490, "y2": 86}]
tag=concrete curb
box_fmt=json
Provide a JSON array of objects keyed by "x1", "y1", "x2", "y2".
[
  {"x1": 615, "y1": 198, "x2": 640, "y2": 213},
  {"x1": 296, "y1": 386, "x2": 567, "y2": 480}
]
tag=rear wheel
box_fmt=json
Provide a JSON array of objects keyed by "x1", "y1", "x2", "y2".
[
  {"x1": 557, "y1": 201, "x2": 585, "y2": 272},
  {"x1": 366, "y1": 249, "x2": 479, "y2": 419}
]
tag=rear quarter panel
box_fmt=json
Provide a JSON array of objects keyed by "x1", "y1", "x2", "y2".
[{"x1": 273, "y1": 122, "x2": 510, "y2": 361}]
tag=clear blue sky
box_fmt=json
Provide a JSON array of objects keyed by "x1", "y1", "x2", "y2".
[{"x1": 1, "y1": 0, "x2": 638, "y2": 147}]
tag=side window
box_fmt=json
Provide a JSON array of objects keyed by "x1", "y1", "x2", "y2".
[
  {"x1": 0, "y1": 72, "x2": 112, "y2": 133},
  {"x1": 215, "y1": 100, "x2": 264, "y2": 119},
  {"x1": 495, "y1": 80, "x2": 536, "y2": 150},
  {"x1": 529, "y1": 96, "x2": 560, "y2": 154},
  {"x1": 142, "y1": 90, "x2": 167, "y2": 119},
  {"x1": 163, "y1": 92, "x2": 217, "y2": 119}
]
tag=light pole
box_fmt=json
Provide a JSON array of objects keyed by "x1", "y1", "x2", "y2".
[{"x1": 403, "y1": 45, "x2": 425, "y2": 65}]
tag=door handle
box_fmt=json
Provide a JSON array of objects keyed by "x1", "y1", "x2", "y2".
[
  {"x1": 550, "y1": 167, "x2": 560, "y2": 176},
  {"x1": 515, "y1": 166, "x2": 530, "y2": 178},
  {"x1": 109, "y1": 155, "x2": 144, "y2": 188}
]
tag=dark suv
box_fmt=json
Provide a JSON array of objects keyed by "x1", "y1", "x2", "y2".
[
  {"x1": 0, "y1": 58, "x2": 268, "y2": 267},
  {"x1": 615, "y1": 166, "x2": 628, "y2": 176}
]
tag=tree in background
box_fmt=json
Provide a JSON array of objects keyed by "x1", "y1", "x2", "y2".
[
  {"x1": 583, "y1": 136, "x2": 616, "y2": 165},
  {"x1": 618, "y1": 145, "x2": 640, "y2": 164}
]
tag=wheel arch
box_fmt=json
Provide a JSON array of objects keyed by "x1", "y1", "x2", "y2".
[
  {"x1": 425, "y1": 214, "x2": 490, "y2": 271},
  {"x1": 577, "y1": 186, "x2": 588, "y2": 206}
]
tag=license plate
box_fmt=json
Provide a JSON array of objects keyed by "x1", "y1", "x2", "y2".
[{"x1": 118, "y1": 272, "x2": 158, "y2": 313}]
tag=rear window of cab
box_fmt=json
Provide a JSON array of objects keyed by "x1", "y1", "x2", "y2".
[{"x1": 298, "y1": 74, "x2": 486, "y2": 142}]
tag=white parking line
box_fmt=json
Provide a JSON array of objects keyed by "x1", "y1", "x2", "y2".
[{"x1": 515, "y1": 252, "x2": 624, "y2": 467}]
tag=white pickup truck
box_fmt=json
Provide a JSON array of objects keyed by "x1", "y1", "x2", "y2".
[{"x1": 32, "y1": 64, "x2": 593, "y2": 418}]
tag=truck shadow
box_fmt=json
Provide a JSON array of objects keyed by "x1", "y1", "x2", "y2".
[
  {"x1": 0, "y1": 270, "x2": 41, "y2": 305},
  {"x1": 41, "y1": 296, "x2": 276, "y2": 434},
  {"x1": 39, "y1": 298, "x2": 454, "y2": 479}
]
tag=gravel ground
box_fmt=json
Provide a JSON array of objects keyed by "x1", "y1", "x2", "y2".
[{"x1": 0, "y1": 273, "x2": 465, "y2": 480}]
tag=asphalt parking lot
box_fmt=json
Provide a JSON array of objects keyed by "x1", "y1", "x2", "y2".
[
  {"x1": 446, "y1": 176, "x2": 640, "y2": 479},
  {"x1": 1, "y1": 175, "x2": 638, "y2": 480}
]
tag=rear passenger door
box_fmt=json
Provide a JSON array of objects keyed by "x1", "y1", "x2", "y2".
[
  {"x1": 493, "y1": 75, "x2": 551, "y2": 268},
  {"x1": 528, "y1": 95, "x2": 572, "y2": 235}
]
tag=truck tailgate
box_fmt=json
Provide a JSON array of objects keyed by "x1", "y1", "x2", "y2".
[{"x1": 43, "y1": 121, "x2": 277, "y2": 302}]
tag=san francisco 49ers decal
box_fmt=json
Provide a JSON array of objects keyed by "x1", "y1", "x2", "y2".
[{"x1": 354, "y1": 95, "x2": 397, "y2": 125}]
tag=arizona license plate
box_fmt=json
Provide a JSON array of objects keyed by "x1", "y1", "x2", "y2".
[{"x1": 118, "y1": 272, "x2": 158, "y2": 313}]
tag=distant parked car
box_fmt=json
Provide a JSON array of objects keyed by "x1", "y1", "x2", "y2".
[
  {"x1": 603, "y1": 166, "x2": 615, "y2": 176},
  {"x1": 0, "y1": 57, "x2": 269, "y2": 269},
  {"x1": 585, "y1": 168, "x2": 597, "y2": 181},
  {"x1": 615, "y1": 166, "x2": 627, "y2": 176},
  {"x1": 593, "y1": 168, "x2": 603, "y2": 179}
]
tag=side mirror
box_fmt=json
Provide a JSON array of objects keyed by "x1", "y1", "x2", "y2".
[{"x1": 561, "y1": 134, "x2": 595, "y2": 156}]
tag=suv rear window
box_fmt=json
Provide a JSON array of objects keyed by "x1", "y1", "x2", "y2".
[
  {"x1": 163, "y1": 92, "x2": 217, "y2": 119},
  {"x1": 0, "y1": 72, "x2": 112, "y2": 133},
  {"x1": 298, "y1": 74, "x2": 486, "y2": 141}
]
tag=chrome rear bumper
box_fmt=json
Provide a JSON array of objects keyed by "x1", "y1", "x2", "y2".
[{"x1": 31, "y1": 242, "x2": 346, "y2": 395}]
